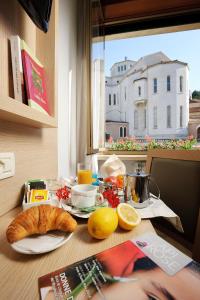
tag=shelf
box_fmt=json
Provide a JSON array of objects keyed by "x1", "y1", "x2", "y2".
[{"x1": 0, "y1": 96, "x2": 57, "y2": 128}]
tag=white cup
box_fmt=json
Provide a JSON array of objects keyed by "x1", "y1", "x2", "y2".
[{"x1": 71, "y1": 184, "x2": 103, "y2": 208}]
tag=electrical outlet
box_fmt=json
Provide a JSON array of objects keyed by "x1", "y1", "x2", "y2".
[{"x1": 0, "y1": 152, "x2": 15, "y2": 180}]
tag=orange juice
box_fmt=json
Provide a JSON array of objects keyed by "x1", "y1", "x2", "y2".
[{"x1": 78, "y1": 169, "x2": 92, "y2": 184}]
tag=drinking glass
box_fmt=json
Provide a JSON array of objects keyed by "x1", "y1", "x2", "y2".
[{"x1": 77, "y1": 162, "x2": 92, "y2": 184}]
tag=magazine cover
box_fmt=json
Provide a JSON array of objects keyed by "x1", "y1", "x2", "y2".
[
  {"x1": 38, "y1": 233, "x2": 200, "y2": 300},
  {"x1": 21, "y1": 40, "x2": 50, "y2": 115}
]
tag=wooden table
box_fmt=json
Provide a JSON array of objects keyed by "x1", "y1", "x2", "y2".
[{"x1": 0, "y1": 207, "x2": 155, "y2": 300}]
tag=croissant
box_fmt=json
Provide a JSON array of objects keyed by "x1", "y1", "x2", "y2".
[{"x1": 6, "y1": 205, "x2": 77, "y2": 243}]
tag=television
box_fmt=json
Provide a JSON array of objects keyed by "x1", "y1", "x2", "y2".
[{"x1": 18, "y1": 0, "x2": 52, "y2": 33}]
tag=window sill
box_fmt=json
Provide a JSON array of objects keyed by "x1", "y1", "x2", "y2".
[{"x1": 97, "y1": 150, "x2": 147, "y2": 160}]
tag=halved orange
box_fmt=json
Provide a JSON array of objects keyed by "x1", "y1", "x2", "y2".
[{"x1": 117, "y1": 203, "x2": 141, "y2": 230}]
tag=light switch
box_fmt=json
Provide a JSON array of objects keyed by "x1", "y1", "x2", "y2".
[{"x1": 0, "y1": 152, "x2": 15, "y2": 180}]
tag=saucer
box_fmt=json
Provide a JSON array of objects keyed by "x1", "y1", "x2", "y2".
[{"x1": 61, "y1": 199, "x2": 108, "y2": 218}]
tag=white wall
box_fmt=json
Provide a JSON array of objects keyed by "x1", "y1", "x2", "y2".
[{"x1": 57, "y1": 0, "x2": 77, "y2": 178}]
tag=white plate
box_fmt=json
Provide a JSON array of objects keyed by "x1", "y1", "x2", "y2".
[{"x1": 11, "y1": 231, "x2": 73, "y2": 254}]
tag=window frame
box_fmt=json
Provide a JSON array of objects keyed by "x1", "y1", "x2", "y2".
[
  {"x1": 124, "y1": 126, "x2": 127, "y2": 137},
  {"x1": 153, "y1": 106, "x2": 158, "y2": 129},
  {"x1": 113, "y1": 94, "x2": 116, "y2": 105},
  {"x1": 134, "y1": 109, "x2": 138, "y2": 129},
  {"x1": 153, "y1": 78, "x2": 157, "y2": 94},
  {"x1": 167, "y1": 105, "x2": 172, "y2": 128},
  {"x1": 180, "y1": 75, "x2": 183, "y2": 92},
  {"x1": 89, "y1": 2, "x2": 200, "y2": 155},
  {"x1": 109, "y1": 94, "x2": 111, "y2": 105},
  {"x1": 180, "y1": 105, "x2": 183, "y2": 128},
  {"x1": 138, "y1": 86, "x2": 141, "y2": 96},
  {"x1": 167, "y1": 75, "x2": 171, "y2": 92}
]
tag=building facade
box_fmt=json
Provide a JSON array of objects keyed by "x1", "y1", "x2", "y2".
[{"x1": 105, "y1": 52, "x2": 189, "y2": 140}]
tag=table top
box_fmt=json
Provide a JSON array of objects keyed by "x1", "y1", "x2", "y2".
[{"x1": 0, "y1": 207, "x2": 155, "y2": 300}]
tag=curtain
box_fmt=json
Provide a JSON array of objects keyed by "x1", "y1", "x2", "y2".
[{"x1": 76, "y1": 0, "x2": 91, "y2": 164}]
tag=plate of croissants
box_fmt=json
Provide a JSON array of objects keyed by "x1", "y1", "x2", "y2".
[{"x1": 6, "y1": 205, "x2": 77, "y2": 254}]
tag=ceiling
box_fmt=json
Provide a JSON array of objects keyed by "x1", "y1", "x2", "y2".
[{"x1": 99, "y1": 0, "x2": 200, "y2": 36}]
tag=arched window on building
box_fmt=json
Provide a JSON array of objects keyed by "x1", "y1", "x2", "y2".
[
  {"x1": 180, "y1": 76, "x2": 183, "y2": 92},
  {"x1": 113, "y1": 94, "x2": 116, "y2": 105},
  {"x1": 124, "y1": 65, "x2": 126, "y2": 71},
  {"x1": 134, "y1": 110, "x2": 138, "y2": 129},
  {"x1": 144, "y1": 109, "x2": 147, "y2": 129},
  {"x1": 138, "y1": 86, "x2": 141, "y2": 96},
  {"x1": 119, "y1": 126, "x2": 123, "y2": 137},
  {"x1": 153, "y1": 106, "x2": 157, "y2": 129},
  {"x1": 118, "y1": 66, "x2": 120, "y2": 72},
  {"x1": 167, "y1": 75, "x2": 171, "y2": 91},
  {"x1": 153, "y1": 78, "x2": 157, "y2": 93},
  {"x1": 180, "y1": 105, "x2": 183, "y2": 127},
  {"x1": 109, "y1": 94, "x2": 111, "y2": 105},
  {"x1": 121, "y1": 66, "x2": 123, "y2": 71},
  {"x1": 167, "y1": 105, "x2": 171, "y2": 128},
  {"x1": 124, "y1": 127, "x2": 127, "y2": 137}
]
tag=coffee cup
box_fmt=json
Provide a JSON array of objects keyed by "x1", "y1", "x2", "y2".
[{"x1": 71, "y1": 184, "x2": 103, "y2": 208}]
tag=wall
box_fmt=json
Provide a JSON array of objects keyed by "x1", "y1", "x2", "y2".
[
  {"x1": 57, "y1": 0, "x2": 77, "y2": 178},
  {"x1": 0, "y1": 0, "x2": 58, "y2": 216}
]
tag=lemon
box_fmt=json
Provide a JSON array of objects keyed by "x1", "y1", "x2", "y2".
[
  {"x1": 88, "y1": 207, "x2": 118, "y2": 239},
  {"x1": 117, "y1": 203, "x2": 141, "y2": 230}
]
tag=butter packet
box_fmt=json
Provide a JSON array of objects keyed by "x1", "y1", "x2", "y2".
[{"x1": 30, "y1": 189, "x2": 49, "y2": 203}]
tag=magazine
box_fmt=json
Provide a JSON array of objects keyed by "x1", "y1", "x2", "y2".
[
  {"x1": 21, "y1": 39, "x2": 50, "y2": 115},
  {"x1": 38, "y1": 233, "x2": 200, "y2": 300}
]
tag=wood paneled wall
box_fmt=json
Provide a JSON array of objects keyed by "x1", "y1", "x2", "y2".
[
  {"x1": 0, "y1": 121, "x2": 57, "y2": 216},
  {"x1": 0, "y1": 0, "x2": 58, "y2": 216}
]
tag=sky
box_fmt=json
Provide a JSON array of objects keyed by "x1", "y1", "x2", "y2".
[{"x1": 98, "y1": 29, "x2": 200, "y2": 92}]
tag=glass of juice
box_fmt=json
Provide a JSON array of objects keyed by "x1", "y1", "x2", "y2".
[{"x1": 77, "y1": 163, "x2": 92, "y2": 184}]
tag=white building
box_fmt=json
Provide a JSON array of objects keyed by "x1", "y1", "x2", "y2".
[{"x1": 105, "y1": 52, "x2": 189, "y2": 140}]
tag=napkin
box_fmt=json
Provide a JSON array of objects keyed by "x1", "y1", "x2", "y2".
[
  {"x1": 100, "y1": 154, "x2": 126, "y2": 177},
  {"x1": 134, "y1": 196, "x2": 183, "y2": 232},
  {"x1": 13, "y1": 232, "x2": 67, "y2": 254}
]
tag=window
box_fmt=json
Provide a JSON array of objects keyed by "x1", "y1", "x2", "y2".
[
  {"x1": 118, "y1": 66, "x2": 120, "y2": 72},
  {"x1": 144, "y1": 109, "x2": 147, "y2": 129},
  {"x1": 167, "y1": 105, "x2": 171, "y2": 128},
  {"x1": 134, "y1": 110, "x2": 138, "y2": 129},
  {"x1": 120, "y1": 126, "x2": 123, "y2": 137},
  {"x1": 109, "y1": 94, "x2": 111, "y2": 105},
  {"x1": 91, "y1": 2, "x2": 200, "y2": 153},
  {"x1": 124, "y1": 127, "x2": 127, "y2": 137},
  {"x1": 153, "y1": 106, "x2": 157, "y2": 129},
  {"x1": 121, "y1": 65, "x2": 123, "y2": 71},
  {"x1": 180, "y1": 105, "x2": 183, "y2": 127},
  {"x1": 153, "y1": 78, "x2": 157, "y2": 93},
  {"x1": 167, "y1": 75, "x2": 171, "y2": 91},
  {"x1": 180, "y1": 76, "x2": 183, "y2": 92},
  {"x1": 113, "y1": 94, "x2": 116, "y2": 105},
  {"x1": 138, "y1": 86, "x2": 141, "y2": 96}
]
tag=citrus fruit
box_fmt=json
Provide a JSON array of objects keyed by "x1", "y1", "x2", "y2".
[
  {"x1": 88, "y1": 207, "x2": 118, "y2": 239},
  {"x1": 117, "y1": 203, "x2": 141, "y2": 230}
]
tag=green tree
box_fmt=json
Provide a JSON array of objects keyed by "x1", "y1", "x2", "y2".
[{"x1": 192, "y1": 90, "x2": 200, "y2": 99}]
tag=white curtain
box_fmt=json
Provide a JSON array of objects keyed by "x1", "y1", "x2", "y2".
[
  {"x1": 76, "y1": 0, "x2": 91, "y2": 164},
  {"x1": 58, "y1": 0, "x2": 77, "y2": 178}
]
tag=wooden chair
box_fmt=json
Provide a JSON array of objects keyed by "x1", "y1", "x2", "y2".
[{"x1": 146, "y1": 149, "x2": 200, "y2": 262}]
